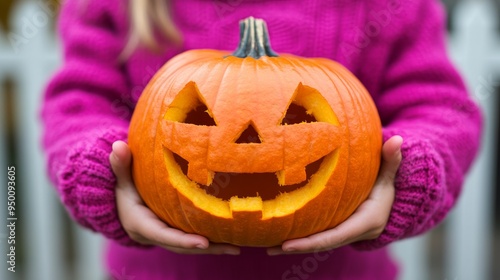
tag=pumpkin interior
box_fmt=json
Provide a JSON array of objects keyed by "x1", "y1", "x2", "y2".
[
  {"x1": 163, "y1": 82, "x2": 340, "y2": 219},
  {"x1": 173, "y1": 150, "x2": 324, "y2": 201}
]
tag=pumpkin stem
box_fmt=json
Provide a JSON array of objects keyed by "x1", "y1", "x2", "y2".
[{"x1": 231, "y1": 17, "x2": 279, "y2": 59}]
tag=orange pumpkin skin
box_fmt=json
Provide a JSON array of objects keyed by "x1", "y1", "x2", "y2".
[{"x1": 128, "y1": 18, "x2": 382, "y2": 246}]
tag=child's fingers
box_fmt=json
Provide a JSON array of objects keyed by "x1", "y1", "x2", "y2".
[
  {"x1": 277, "y1": 205, "x2": 376, "y2": 253},
  {"x1": 126, "y1": 205, "x2": 240, "y2": 255},
  {"x1": 270, "y1": 182, "x2": 395, "y2": 255},
  {"x1": 377, "y1": 135, "x2": 403, "y2": 186},
  {"x1": 110, "y1": 140, "x2": 143, "y2": 204},
  {"x1": 268, "y1": 137, "x2": 404, "y2": 255},
  {"x1": 109, "y1": 140, "x2": 133, "y2": 187},
  {"x1": 383, "y1": 135, "x2": 403, "y2": 159},
  {"x1": 127, "y1": 205, "x2": 208, "y2": 249},
  {"x1": 110, "y1": 140, "x2": 241, "y2": 255}
]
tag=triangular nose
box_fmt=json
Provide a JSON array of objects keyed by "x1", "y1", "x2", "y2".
[{"x1": 235, "y1": 122, "x2": 262, "y2": 144}]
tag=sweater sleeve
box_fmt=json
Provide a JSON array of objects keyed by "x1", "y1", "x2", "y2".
[
  {"x1": 41, "y1": 0, "x2": 139, "y2": 246},
  {"x1": 352, "y1": 0, "x2": 482, "y2": 250}
]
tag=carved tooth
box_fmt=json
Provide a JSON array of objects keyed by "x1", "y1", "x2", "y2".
[
  {"x1": 276, "y1": 165, "x2": 307, "y2": 186},
  {"x1": 187, "y1": 163, "x2": 213, "y2": 186}
]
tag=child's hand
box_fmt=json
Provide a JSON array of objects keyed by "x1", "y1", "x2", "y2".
[
  {"x1": 267, "y1": 135, "x2": 403, "y2": 255},
  {"x1": 109, "y1": 141, "x2": 241, "y2": 255}
]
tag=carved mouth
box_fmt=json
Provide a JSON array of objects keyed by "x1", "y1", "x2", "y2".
[{"x1": 173, "y1": 153, "x2": 325, "y2": 201}]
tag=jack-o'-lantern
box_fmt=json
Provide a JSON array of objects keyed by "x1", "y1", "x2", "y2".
[{"x1": 128, "y1": 17, "x2": 382, "y2": 246}]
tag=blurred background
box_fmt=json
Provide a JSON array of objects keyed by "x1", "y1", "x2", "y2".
[{"x1": 0, "y1": 0, "x2": 499, "y2": 279}]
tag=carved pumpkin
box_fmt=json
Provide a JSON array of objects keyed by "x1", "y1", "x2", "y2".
[{"x1": 129, "y1": 17, "x2": 382, "y2": 246}]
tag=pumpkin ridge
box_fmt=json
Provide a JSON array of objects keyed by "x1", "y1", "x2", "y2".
[
  {"x1": 320, "y1": 60, "x2": 379, "y2": 227},
  {"x1": 335, "y1": 68, "x2": 370, "y2": 221},
  {"x1": 311, "y1": 61, "x2": 352, "y2": 229},
  {"x1": 332, "y1": 72, "x2": 360, "y2": 226},
  {"x1": 344, "y1": 70, "x2": 381, "y2": 206},
  {"x1": 150, "y1": 60, "x2": 198, "y2": 230}
]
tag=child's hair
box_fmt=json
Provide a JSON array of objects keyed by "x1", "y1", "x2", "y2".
[{"x1": 122, "y1": 0, "x2": 183, "y2": 58}]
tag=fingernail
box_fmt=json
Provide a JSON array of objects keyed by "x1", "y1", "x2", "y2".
[
  {"x1": 111, "y1": 143, "x2": 120, "y2": 161},
  {"x1": 112, "y1": 141, "x2": 120, "y2": 152},
  {"x1": 224, "y1": 249, "x2": 240, "y2": 255},
  {"x1": 267, "y1": 250, "x2": 282, "y2": 256},
  {"x1": 196, "y1": 244, "x2": 207, "y2": 249},
  {"x1": 112, "y1": 152, "x2": 120, "y2": 162},
  {"x1": 284, "y1": 247, "x2": 296, "y2": 252}
]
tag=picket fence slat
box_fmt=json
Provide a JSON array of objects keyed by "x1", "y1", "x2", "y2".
[
  {"x1": 445, "y1": 2, "x2": 499, "y2": 280},
  {"x1": 0, "y1": 0, "x2": 498, "y2": 280},
  {"x1": 9, "y1": 3, "x2": 66, "y2": 280},
  {"x1": 389, "y1": 235, "x2": 429, "y2": 280},
  {"x1": 0, "y1": 70, "x2": 10, "y2": 280},
  {"x1": 73, "y1": 224, "x2": 106, "y2": 280}
]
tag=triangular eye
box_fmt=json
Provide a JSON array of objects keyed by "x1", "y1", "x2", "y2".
[
  {"x1": 235, "y1": 122, "x2": 262, "y2": 144},
  {"x1": 279, "y1": 83, "x2": 339, "y2": 126},
  {"x1": 281, "y1": 103, "x2": 317, "y2": 125},
  {"x1": 164, "y1": 82, "x2": 216, "y2": 126}
]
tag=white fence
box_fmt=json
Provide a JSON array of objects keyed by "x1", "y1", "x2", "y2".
[{"x1": 0, "y1": 1, "x2": 498, "y2": 280}]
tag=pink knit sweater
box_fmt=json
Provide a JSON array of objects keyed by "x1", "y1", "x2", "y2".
[{"x1": 41, "y1": 0, "x2": 482, "y2": 279}]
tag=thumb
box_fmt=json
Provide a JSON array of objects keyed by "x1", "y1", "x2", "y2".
[
  {"x1": 378, "y1": 135, "x2": 403, "y2": 185},
  {"x1": 109, "y1": 140, "x2": 133, "y2": 187}
]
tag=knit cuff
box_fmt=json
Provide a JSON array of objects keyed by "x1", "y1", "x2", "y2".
[
  {"x1": 57, "y1": 126, "x2": 143, "y2": 247},
  {"x1": 351, "y1": 131, "x2": 446, "y2": 250}
]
